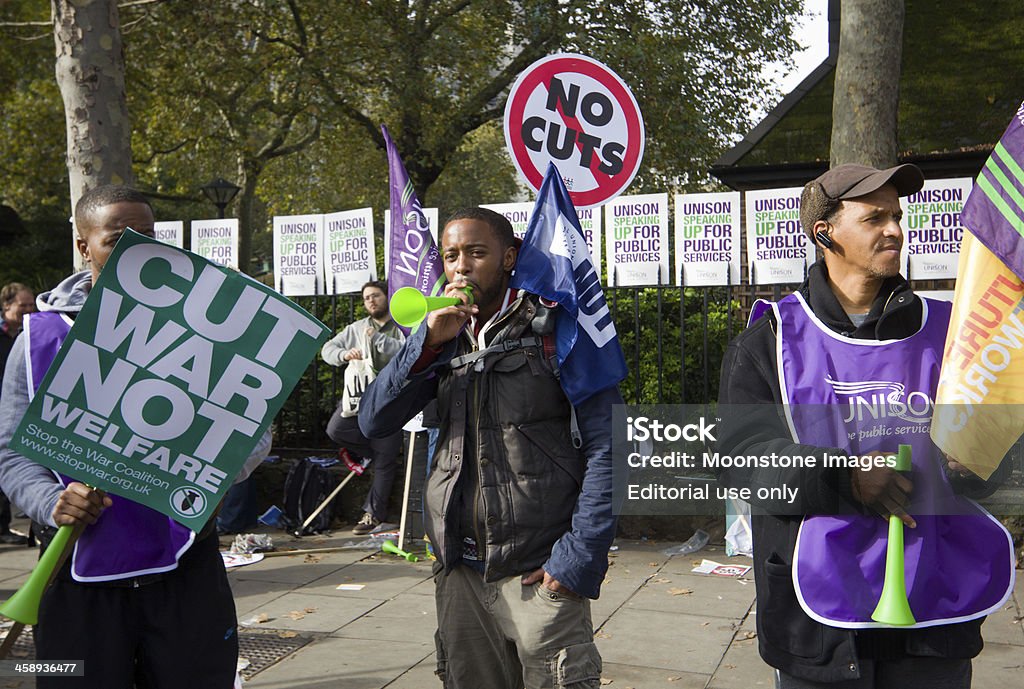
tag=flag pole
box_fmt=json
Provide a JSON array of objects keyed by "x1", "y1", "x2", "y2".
[{"x1": 397, "y1": 431, "x2": 417, "y2": 552}]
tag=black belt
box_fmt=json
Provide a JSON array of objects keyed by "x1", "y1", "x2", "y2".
[{"x1": 102, "y1": 572, "x2": 166, "y2": 588}]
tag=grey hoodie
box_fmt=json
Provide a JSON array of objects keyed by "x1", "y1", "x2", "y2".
[{"x1": 0, "y1": 270, "x2": 269, "y2": 528}]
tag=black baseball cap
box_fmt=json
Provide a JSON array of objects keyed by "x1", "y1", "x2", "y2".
[{"x1": 800, "y1": 163, "x2": 924, "y2": 236}]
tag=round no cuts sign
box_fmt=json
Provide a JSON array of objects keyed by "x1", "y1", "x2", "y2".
[{"x1": 504, "y1": 53, "x2": 645, "y2": 209}]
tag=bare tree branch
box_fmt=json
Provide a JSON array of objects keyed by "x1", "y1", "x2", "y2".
[
  {"x1": 12, "y1": 32, "x2": 50, "y2": 42},
  {"x1": 134, "y1": 138, "x2": 196, "y2": 165},
  {"x1": 422, "y1": 0, "x2": 473, "y2": 38},
  {"x1": 442, "y1": 25, "x2": 561, "y2": 145},
  {"x1": 255, "y1": 109, "x2": 298, "y2": 160},
  {"x1": 253, "y1": 30, "x2": 305, "y2": 55},
  {"x1": 118, "y1": 0, "x2": 166, "y2": 9},
  {"x1": 266, "y1": 119, "x2": 320, "y2": 160},
  {"x1": 285, "y1": 0, "x2": 308, "y2": 52},
  {"x1": 139, "y1": 189, "x2": 201, "y2": 203},
  {"x1": 121, "y1": 15, "x2": 147, "y2": 32}
]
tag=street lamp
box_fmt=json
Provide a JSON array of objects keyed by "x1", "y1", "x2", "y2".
[{"x1": 200, "y1": 178, "x2": 241, "y2": 219}]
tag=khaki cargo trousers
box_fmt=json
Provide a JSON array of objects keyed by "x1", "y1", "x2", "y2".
[{"x1": 434, "y1": 563, "x2": 602, "y2": 689}]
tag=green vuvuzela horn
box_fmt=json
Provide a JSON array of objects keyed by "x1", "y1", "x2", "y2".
[
  {"x1": 389, "y1": 286, "x2": 473, "y2": 327},
  {"x1": 870, "y1": 444, "x2": 916, "y2": 626}
]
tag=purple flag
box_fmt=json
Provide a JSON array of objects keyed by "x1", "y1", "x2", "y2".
[
  {"x1": 510, "y1": 163, "x2": 627, "y2": 405},
  {"x1": 962, "y1": 101, "x2": 1024, "y2": 279},
  {"x1": 382, "y1": 125, "x2": 445, "y2": 333}
]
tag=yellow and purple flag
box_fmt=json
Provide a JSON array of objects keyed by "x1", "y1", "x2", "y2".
[{"x1": 932, "y1": 103, "x2": 1024, "y2": 479}]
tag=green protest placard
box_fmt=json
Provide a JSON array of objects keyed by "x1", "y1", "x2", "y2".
[{"x1": 10, "y1": 230, "x2": 330, "y2": 531}]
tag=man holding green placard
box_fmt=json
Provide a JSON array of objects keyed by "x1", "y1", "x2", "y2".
[{"x1": 0, "y1": 186, "x2": 269, "y2": 688}]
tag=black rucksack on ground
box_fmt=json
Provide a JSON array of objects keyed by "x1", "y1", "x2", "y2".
[{"x1": 282, "y1": 458, "x2": 337, "y2": 535}]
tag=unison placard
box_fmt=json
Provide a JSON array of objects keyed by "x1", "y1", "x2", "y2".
[
  {"x1": 324, "y1": 208, "x2": 376, "y2": 294},
  {"x1": 10, "y1": 231, "x2": 330, "y2": 530},
  {"x1": 674, "y1": 192, "x2": 740, "y2": 287},
  {"x1": 577, "y1": 206, "x2": 603, "y2": 283},
  {"x1": 604, "y1": 193, "x2": 669, "y2": 286},
  {"x1": 190, "y1": 219, "x2": 239, "y2": 270},
  {"x1": 744, "y1": 187, "x2": 810, "y2": 285},
  {"x1": 273, "y1": 214, "x2": 324, "y2": 296},
  {"x1": 902, "y1": 178, "x2": 971, "y2": 280},
  {"x1": 481, "y1": 202, "x2": 534, "y2": 239},
  {"x1": 153, "y1": 221, "x2": 184, "y2": 249}
]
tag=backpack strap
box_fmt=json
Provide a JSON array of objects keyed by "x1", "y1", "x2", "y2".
[
  {"x1": 447, "y1": 295, "x2": 578, "y2": 444},
  {"x1": 448, "y1": 336, "x2": 544, "y2": 372}
]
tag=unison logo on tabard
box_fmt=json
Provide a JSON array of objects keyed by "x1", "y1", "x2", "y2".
[{"x1": 826, "y1": 376, "x2": 933, "y2": 424}]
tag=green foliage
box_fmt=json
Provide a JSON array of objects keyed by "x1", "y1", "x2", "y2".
[
  {"x1": 898, "y1": 0, "x2": 1024, "y2": 153},
  {"x1": 428, "y1": 121, "x2": 527, "y2": 212},
  {"x1": 0, "y1": 1, "x2": 796, "y2": 405},
  {"x1": 611, "y1": 286, "x2": 742, "y2": 404},
  {"x1": 0, "y1": 76, "x2": 73, "y2": 288},
  {"x1": 0, "y1": 0, "x2": 801, "y2": 283},
  {"x1": 0, "y1": 2, "x2": 74, "y2": 284},
  {"x1": 0, "y1": 218, "x2": 73, "y2": 293},
  {"x1": 565, "y1": 0, "x2": 802, "y2": 192}
]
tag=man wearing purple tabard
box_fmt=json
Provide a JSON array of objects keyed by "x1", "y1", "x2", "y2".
[
  {"x1": 716, "y1": 163, "x2": 1015, "y2": 689},
  {"x1": 0, "y1": 185, "x2": 267, "y2": 689}
]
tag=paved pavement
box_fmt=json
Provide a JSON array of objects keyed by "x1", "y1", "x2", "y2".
[{"x1": 0, "y1": 518, "x2": 1021, "y2": 688}]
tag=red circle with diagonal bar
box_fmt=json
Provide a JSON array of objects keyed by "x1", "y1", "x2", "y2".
[{"x1": 504, "y1": 53, "x2": 645, "y2": 209}]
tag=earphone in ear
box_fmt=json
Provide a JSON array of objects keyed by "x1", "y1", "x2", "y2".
[{"x1": 815, "y1": 229, "x2": 834, "y2": 249}]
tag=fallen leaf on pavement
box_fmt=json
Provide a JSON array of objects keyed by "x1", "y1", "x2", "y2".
[
  {"x1": 239, "y1": 613, "x2": 272, "y2": 626},
  {"x1": 668, "y1": 587, "x2": 693, "y2": 596}
]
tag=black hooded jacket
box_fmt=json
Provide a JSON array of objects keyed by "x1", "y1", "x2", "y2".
[{"x1": 715, "y1": 261, "x2": 1004, "y2": 683}]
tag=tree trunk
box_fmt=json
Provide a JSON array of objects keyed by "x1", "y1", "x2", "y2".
[
  {"x1": 829, "y1": 0, "x2": 904, "y2": 168},
  {"x1": 236, "y1": 158, "x2": 262, "y2": 276},
  {"x1": 52, "y1": 0, "x2": 135, "y2": 212}
]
